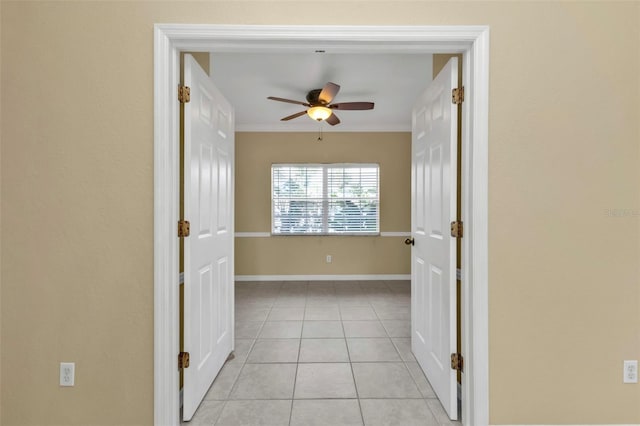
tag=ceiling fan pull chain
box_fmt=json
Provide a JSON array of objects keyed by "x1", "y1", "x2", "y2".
[{"x1": 317, "y1": 123, "x2": 323, "y2": 141}]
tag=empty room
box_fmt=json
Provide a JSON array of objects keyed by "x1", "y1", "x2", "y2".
[{"x1": 1, "y1": 2, "x2": 638, "y2": 426}]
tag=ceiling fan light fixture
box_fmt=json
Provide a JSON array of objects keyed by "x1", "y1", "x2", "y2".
[
  {"x1": 307, "y1": 106, "x2": 332, "y2": 121},
  {"x1": 268, "y1": 82, "x2": 372, "y2": 126}
]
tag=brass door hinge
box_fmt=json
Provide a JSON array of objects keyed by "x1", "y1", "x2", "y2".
[
  {"x1": 178, "y1": 86, "x2": 191, "y2": 103},
  {"x1": 452, "y1": 87, "x2": 464, "y2": 104},
  {"x1": 451, "y1": 353, "x2": 464, "y2": 372},
  {"x1": 450, "y1": 221, "x2": 463, "y2": 238},
  {"x1": 178, "y1": 220, "x2": 190, "y2": 237},
  {"x1": 178, "y1": 352, "x2": 190, "y2": 369}
]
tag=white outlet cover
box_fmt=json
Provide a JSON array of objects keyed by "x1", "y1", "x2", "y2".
[
  {"x1": 623, "y1": 360, "x2": 638, "y2": 384},
  {"x1": 60, "y1": 362, "x2": 75, "y2": 386}
]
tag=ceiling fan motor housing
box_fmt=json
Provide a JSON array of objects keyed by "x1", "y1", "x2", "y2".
[{"x1": 306, "y1": 89, "x2": 324, "y2": 105}]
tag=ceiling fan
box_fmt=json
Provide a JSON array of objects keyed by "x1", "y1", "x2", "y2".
[{"x1": 267, "y1": 82, "x2": 374, "y2": 126}]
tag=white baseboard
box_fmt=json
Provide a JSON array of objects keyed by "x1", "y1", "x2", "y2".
[{"x1": 235, "y1": 274, "x2": 410, "y2": 281}]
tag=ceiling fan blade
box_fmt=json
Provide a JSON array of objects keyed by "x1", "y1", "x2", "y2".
[
  {"x1": 268, "y1": 96, "x2": 310, "y2": 107},
  {"x1": 281, "y1": 110, "x2": 308, "y2": 121},
  {"x1": 326, "y1": 113, "x2": 341, "y2": 126},
  {"x1": 330, "y1": 102, "x2": 375, "y2": 110},
  {"x1": 318, "y1": 82, "x2": 340, "y2": 105}
]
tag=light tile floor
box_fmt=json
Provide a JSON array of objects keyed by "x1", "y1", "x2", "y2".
[{"x1": 185, "y1": 280, "x2": 461, "y2": 426}]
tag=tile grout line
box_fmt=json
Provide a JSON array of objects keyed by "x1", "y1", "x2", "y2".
[
  {"x1": 340, "y1": 282, "x2": 367, "y2": 426},
  {"x1": 287, "y1": 286, "x2": 307, "y2": 426}
]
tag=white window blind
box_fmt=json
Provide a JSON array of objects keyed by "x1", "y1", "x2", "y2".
[{"x1": 272, "y1": 164, "x2": 379, "y2": 235}]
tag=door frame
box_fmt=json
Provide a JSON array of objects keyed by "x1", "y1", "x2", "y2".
[{"x1": 154, "y1": 24, "x2": 489, "y2": 426}]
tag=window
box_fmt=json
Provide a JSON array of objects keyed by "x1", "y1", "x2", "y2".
[{"x1": 272, "y1": 164, "x2": 380, "y2": 235}]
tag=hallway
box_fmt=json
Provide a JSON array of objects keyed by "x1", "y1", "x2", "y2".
[{"x1": 185, "y1": 280, "x2": 459, "y2": 425}]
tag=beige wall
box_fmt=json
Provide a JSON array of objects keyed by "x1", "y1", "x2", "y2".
[
  {"x1": 235, "y1": 132, "x2": 411, "y2": 275},
  {"x1": 1, "y1": 1, "x2": 638, "y2": 425}
]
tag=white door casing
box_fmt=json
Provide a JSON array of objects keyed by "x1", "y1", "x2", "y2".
[
  {"x1": 411, "y1": 57, "x2": 459, "y2": 420},
  {"x1": 182, "y1": 54, "x2": 235, "y2": 421},
  {"x1": 154, "y1": 25, "x2": 490, "y2": 426}
]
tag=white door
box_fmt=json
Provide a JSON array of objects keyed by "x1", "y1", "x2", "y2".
[
  {"x1": 410, "y1": 57, "x2": 458, "y2": 420},
  {"x1": 183, "y1": 54, "x2": 235, "y2": 421}
]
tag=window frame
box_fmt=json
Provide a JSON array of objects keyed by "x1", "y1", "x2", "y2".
[{"x1": 271, "y1": 163, "x2": 380, "y2": 236}]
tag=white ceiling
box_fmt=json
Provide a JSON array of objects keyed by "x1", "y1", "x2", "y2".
[{"x1": 208, "y1": 52, "x2": 433, "y2": 132}]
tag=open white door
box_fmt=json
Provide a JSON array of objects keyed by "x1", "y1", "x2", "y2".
[
  {"x1": 410, "y1": 57, "x2": 459, "y2": 420},
  {"x1": 183, "y1": 54, "x2": 235, "y2": 421}
]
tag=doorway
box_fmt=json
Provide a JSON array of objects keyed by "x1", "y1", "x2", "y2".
[{"x1": 154, "y1": 24, "x2": 489, "y2": 426}]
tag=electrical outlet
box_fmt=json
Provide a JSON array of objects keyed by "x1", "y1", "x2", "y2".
[
  {"x1": 60, "y1": 362, "x2": 75, "y2": 387},
  {"x1": 326, "y1": 255, "x2": 332, "y2": 263},
  {"x1": 623, "y1": 360, "x2": 638, "y2": 383}
]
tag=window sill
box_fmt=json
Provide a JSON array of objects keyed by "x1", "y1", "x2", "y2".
[{"x1": 271, "y1": 232, "x2": 380, "y2": 237}]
